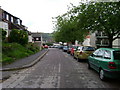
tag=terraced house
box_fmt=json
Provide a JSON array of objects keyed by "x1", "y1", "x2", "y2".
[{"x1": 0, "y1": 6, "x2": 28, "y2": 38}]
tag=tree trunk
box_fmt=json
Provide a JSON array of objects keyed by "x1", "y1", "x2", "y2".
[{"x1": 108, "y1": 38, "x2": 113, "y2": 48}]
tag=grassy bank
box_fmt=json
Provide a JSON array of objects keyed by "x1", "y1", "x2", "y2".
[{"x1": 1, "y1": 43, "x2": 40, "y2": 65}]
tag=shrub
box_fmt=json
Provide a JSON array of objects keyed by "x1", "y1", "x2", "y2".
[
  {"x1": 0, "y1": 28, "x2": 7, "y2": 41},
  {"x1": 9, "y1": 29, "x2": 28, "y2": 45},
  {"x1": 26, "y1": 43, "x2": 40, "y2": 53}
]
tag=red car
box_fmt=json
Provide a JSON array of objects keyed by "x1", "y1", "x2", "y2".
[
  {"x1": 70, "y1": 45, "x2": 79, "y2": 56},
  {"x1": 43, "y1": 45, "x2": 48, "y2": 48}
]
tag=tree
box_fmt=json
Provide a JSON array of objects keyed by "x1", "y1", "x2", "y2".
[
  {"x1": 53, "y1": 10, "x2": 88, "y2": 44},
  {"x1": 53, "y1": 2, "x2": 120, "y2": 47},
  {"x1": 9, "y1": 29, "x2": 28, "y2": 45},
  {"x1": 75, "y1": 2, "x2": 120, "y2": 48}
]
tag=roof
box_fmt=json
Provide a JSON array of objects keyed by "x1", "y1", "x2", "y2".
[
  {"x1": 31, "y1": 33, "x2": 42, "y2": 37},
  {"x1": 100, "y1": 48, "x2": 120, "y2": 51}
]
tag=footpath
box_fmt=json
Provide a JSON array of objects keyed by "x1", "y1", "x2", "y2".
[{"x1": 1, "y1": 49, "x2": 49, "y2": 81}]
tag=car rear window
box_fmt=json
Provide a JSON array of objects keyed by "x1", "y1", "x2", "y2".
[
  {"x1": 113, "y1": 51, "x2": 120, "y2": 60},
  {"x1": 64, "y1": 46, "x2": 68, "y2": 48},
  {"x1": 83, "y1": 47, "x2": 95, "y2": 51}
]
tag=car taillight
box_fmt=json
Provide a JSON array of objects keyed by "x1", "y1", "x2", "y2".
[
  {"x1": 80, "y1": 51, "x2": 82, "y2": 54},
  {"x1": 108, "y1": 62, "x2": 116, "y2": 69}
]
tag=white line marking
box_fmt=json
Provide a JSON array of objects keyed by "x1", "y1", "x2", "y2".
[
  {"x1": 57, "y1": 76, "x2": 60, "y2": 88},
  {"x1": 58, "y1": 63, "x2": 61, "y2": 73}
]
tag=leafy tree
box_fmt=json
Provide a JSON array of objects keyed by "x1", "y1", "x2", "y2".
[
  {"x1": 53, "y1": 12, "x2": 88, "y2": 44},
  {"x1": 53, "y1": 1, "x2": 120, "y2": 47},
  {"x1": 9, "y1": 29, "x2": 28, "y2": 45},
  {"x1": 74, "y1": 2, "x2": 120, "y2": 48}
]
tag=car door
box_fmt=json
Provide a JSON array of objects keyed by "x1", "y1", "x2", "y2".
[
  {"x1": 93, "y1": 49, "x2": 105, "y2": 72},
  {"x1": 74, "y1": 46, "x2": 80, "y2": 58},
  {"x1": 88, "y1": 49, "x2": 100, "y2": 70},
  {"x1": 102, "y1": 50, "x2": 112, "y2": 70}
]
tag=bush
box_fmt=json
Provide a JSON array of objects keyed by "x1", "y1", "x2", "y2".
[
  {"x1": 0, "y1": 28, "x2": 7, "y2": 41},
  {"x1": 26, "y1": 43, "x2": 40, "y2": 53},
  {"x1": 9, "y1": 29, "x2": 28, "y2": 45}
]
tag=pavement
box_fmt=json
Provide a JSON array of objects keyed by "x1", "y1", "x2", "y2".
[{"x1": 0, "y1": 49, "x2": 49, "y2": 81}]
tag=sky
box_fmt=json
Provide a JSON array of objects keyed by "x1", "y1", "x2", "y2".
[{"x1": 0, "y1": 0, "x2": 81, "y2": 33}]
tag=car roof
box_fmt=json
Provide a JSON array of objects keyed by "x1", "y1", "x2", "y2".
[{"x1": 99, "y1": 48, "x2": 120, "y2": 51}]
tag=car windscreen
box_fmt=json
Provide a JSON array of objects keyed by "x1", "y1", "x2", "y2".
[
  {"x1": 83, "y1": 47, "x2": 95, "y2": 51},
  {"x1": 113, "y1": 51, "x2": 120, "y2": 60}
]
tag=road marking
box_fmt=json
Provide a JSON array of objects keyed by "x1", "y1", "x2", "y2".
[
  {"x1": 57, "y1": 63, "x2": 61, "y2": 88},
  {"x1": 57, "y1": 76, "x2": 60, "y2": 88},
  {"x1": 58, "y1": 63, "x2": 61, "y2": 73}
]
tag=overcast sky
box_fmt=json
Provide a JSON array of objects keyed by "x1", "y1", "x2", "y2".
[{"x1": 0, "y1": 0, "x2": 81, "y2": 33}]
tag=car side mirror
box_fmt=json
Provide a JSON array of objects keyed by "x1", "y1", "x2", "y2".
[{"x1": 91, "y1": 54, "x2": 94, "y2": 57}]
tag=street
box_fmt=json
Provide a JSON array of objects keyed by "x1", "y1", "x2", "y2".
[{"x1": 2, "y1": 48, "x2": 120, "y2": 88}]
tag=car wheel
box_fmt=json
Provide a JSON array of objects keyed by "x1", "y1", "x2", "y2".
[
  {"x1": 99, "y1": 69, "x2": 106, "y2": 81},
  {"x1": 77, "y1": 57, "x2": 79, "y2": 62},
  {"x1": 73, "y1": 55, "x2": 76, "y2": 59},
  {"x1": 87, "y1": 61, "x2": 91, "y2": 69}
]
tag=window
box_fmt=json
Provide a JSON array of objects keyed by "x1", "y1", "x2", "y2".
[
  {"x1": 102, "y1": 39, "x2": 109, "y2": 45},
  {"x1": 17, "y1": 19, "x2": 20, "y2": 25},
  {"x1": 83, "y1": 47, "x2": 95, "y2": 51},
  {"x1": 11, "y1": 17, "x2": 13, "y2": 22},
  {"x1": 104, "y1": 50, "x2": 111, "y2": 59},
  {"x1": 6, "y1": 14, "x2": 9, "y2": 20},
  {"x1": 36, "y1": 38, "x2": 39, "y2": 41},
  {"x1": 113, "y1": 51, "x2": 120, "y2": 60},
  {"x1": 77, "y1": 46, "x2": 83, "y2": 51},
  {"x1": 97, "y1": 50, "x2": 104, "y2": 57},
  {"x1": 93, "y1": 49, "x2": 99, "y2": 56}
]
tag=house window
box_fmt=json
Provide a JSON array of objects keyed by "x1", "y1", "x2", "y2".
[
  {"x1": 36, "y1": 38, "x2": 39, "y2": 41},
  {"x1": 11, "y1": 17, "x2": 13, "y2": 22},
  {"x1": 6, "y1": 14, "x2": 9, "y2": 20},
  {"x1": 17, "y1": 19, "x2": 20, "y2": 25},
  {"x1": 102, "y1": 39, "x2": 109, "y2": 45}
]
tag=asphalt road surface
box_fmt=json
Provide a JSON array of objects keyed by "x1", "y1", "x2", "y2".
[{"x1": 2, "y1": 48, "x2": 120, "y2": 88}]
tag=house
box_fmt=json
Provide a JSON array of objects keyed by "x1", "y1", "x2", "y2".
[
  {"x1": 82, "y1": 35, "x2": 91, "y2": 46},
  {"x1": 0, "y1": 7, "x2": 28, "y2": 37},
  {"x1": 90, "y1": 31, "x2": 120, "y2": 48},
  {"x1": 42, "y1": 33, "x2": 54, "y2": 43},
  {"x1": 31, "y1": 32, "x2": 43, "y2": 49}
]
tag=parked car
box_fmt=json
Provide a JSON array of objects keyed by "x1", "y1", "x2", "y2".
[
  {"x1": 67, "y1": 46, "x2": 72, "y2": 54},
  {"x1": 58, "y1": 45, "x2": 63, "y2": 49},
  {"x1": 63, "y1": 46, "x2": 68, "y2": 52},
  {"x1": 49, "y1": 45, "x2": 54, "y2": 48},
  {"x1": 53, "y1": 45, "x2": 59, "y2": 48},
  {"x1": 43, "y1": 45, "x2": 48, "y2": 48},
  {"x1": 88, "y1": 48, "x2": 120, "y2": 80},
  {"x1": 70, "y1": 45, "x2": 79, "y2": 56},
  {"x1": 74, "y1": 46, "x2": 95, "y2": 61}
]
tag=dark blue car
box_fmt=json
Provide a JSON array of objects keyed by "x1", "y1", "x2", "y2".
[{"x1": 63, "y1": 46, "x2": 68, "y2": 52}]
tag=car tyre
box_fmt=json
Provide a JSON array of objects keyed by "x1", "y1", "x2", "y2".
[
  {"x1": 99, "y1": 69, "x2": 106, "y2": 81},
  {"x1": 77, "y1": 57, "x2": 79, "y2": 62},
  {"x1": 87, "y1": 61, "x2": 91, "y2": 69},
  {"x1": 73, "y1": 55, "x2": 76, "y2": 59}
]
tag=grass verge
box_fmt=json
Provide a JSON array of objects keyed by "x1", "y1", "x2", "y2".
[{"x1": 2, "y1": 43, "x2": 40, "y2": 65}]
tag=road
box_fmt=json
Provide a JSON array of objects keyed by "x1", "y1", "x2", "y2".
[{"x1": 2, "y1": 48, "x2": 120, "y2": 88}]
